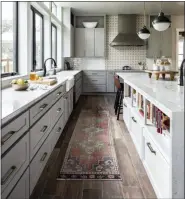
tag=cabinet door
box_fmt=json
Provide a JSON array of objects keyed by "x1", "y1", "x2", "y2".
[
  {"x1": 161, "y1": 28, "x2": 172, "y2": 57},
  {"x1": 95, "y1": 28, "x2": 104, "y2": 57},
  {"x1": 107, "y1": 71, "x2": 115, "y2": 92},
  {"x1": 75, "y1": 28, "x2": 85, "y2": 57},
  {"x1": 147, "y1": 28, "x2": 161, "y2": 58},
  {"x1": 7, "y1": 168, "x2": 29, "y2": 199},
  {"x1": 85, "y1": 28, "x2": 95, "y2": 57}
]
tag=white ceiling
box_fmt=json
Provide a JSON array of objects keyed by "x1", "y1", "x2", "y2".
[{"x1": 58, "y1": 1, "x2": 184, "y2": 15}]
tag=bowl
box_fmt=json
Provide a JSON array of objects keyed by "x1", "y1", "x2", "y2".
[
  {"x1": 82, "y1": 22, "x2": 98, "y2": 28},
  {"x1": 12, "y1": 83, "x2": 29, "y2": 91}
]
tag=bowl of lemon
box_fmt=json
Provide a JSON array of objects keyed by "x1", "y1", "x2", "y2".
[{"x1": 11, "y1": 78, "x2": 29, "y2": 91}]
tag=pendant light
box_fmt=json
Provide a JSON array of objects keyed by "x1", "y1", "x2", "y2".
[
  {"x1": 152, "y1": 2, "x2": 171, "y2": 31},
  {"x1": 138, "y1": 2, "x2": 150, "y2": 40}
]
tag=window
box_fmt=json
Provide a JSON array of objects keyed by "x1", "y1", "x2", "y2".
[
  {"x1": 31, "y1": 6, "x2": 44, "y2": 71},
  {"x1": 43, "y1": 2, "x2": 50, "y2": 9},
  {"x1": 177, "y1": 32, "x2": 184, "y2": 68},
  {"x1": 1, "y1": 2, "x2": 18, "y2": 77},
  {"x1": 51, "y1": 2, "x2": 57, "y2": 16},
  {"x1": 51, "y1": 23, "x2": 57, "y2": 63}
]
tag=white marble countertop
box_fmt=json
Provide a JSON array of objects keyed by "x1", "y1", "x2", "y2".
[
  {"x1": 116, "y1": 72, "x2": 184, "y2": 117},
  {"x1": 1, "y1": 70, "x2": 81, "y2": 126}
]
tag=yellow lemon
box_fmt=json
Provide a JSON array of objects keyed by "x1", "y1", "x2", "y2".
[
  {"x1": 35, "y1": 75, "x2": 39, "y2": 80},
  {"x1": 11, "y1": 79, "x2": 17, "y2": 84},
  {"x1": 17, "y1": 79, "x2": 25, "y2": 85}
]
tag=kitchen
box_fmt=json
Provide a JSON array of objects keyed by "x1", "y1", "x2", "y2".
[{"x1": 1, "y1": 1, "x2": 184, "y2": 199}]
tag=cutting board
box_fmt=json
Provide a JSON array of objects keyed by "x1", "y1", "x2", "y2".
[{"x1": 30, "y1": 79, "x2": 57, "y2": 86}]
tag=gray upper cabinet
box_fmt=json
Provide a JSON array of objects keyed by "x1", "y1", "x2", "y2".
[
  {"x1": 75, "y1": 28, "x2": 85, "y2": 57},
  {"x1": 147, "y1": 28, "x2": 161, "y2": 58},
  {"x1": 147, "y1": 15, "x2": 172, "y2": 58},
  {"x1": 75, "y1": 28, "x2": 105, "y2": 57},
  {"x1": 161, "y1": 28, "x2": 172, "y2": 57},
  {"x1": 95, "y1": 28, "x2": 105, "y2": 57},
  {"x1": 85, "y1": 28, "x2": 95, "y2": 57}
]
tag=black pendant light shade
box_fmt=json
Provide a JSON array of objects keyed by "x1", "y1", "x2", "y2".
[
  {"x1": 152, "y1": 11, "x2": 171, "y2": 31},
  {"x1": 138, "y1": 2, "x2": 150, "y2": 40},
  {"x1": 138, "y1": 25, "x2": 150, "y2": 39}
]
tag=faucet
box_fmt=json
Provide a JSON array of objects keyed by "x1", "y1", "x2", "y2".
[
  {"x1": 179, "y1": 58, "x2": 185, "y2": 86},
  {"x1": 43, "y1": 58, "x2": 57, "y2": 76}
]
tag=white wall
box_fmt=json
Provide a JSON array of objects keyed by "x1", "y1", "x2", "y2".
[{"x1": 171, "y1": 15, "x2": 184, "y2": 70}]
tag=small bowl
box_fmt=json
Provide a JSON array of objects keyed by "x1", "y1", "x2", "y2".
[
  {"x1": 12, "y1": 83, "x2": 29, "y2": 91},
  {"x1": 82, "y1": 22, "x2": 98, "y2": 28}
]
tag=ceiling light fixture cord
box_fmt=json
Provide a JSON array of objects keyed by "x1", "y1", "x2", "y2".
[{"x1": 144, "y1": 2, "x2": 146, "y2": 25}]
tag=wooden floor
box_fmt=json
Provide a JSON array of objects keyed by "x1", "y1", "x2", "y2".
[{"x1": 30, "y1": 96, "x2": 157, "y2": 199}]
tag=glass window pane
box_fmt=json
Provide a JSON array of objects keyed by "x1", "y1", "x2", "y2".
[
  {"x1": 51, "y1": 24, "x2": 57, "y2": 63},
  {"x1": 52, "y1": 2, "x2": 57, "y2": 16},
  {"x1": 44, "y1": 2, "x2": 50, "y2": 8},
  {"x1": 35, "y1": 13, "x2": 43, "y2": 69},
  {"x1": 1, "y1": 2, "x2": 14, "y2": 73}
]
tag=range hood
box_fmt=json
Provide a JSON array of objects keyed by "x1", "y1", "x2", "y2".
[{"x1": 110, "y1": 14, "x2": 146, "y2": 46}]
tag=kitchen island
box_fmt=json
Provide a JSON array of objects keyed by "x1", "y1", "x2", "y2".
[{"x1": 116, "y1": 72, "x2": 184, "y2": 199}]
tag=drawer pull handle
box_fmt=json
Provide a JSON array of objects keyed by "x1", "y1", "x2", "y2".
[
  {"x1": 147, "y1": 142, "x2": 156, "y2": 155},
  {"x1": 40, "y1": 152, "x2": 48, "y2": 162},
  {"x1": 1, "y1": 119, "x2": 27, "y2": 145},
  {"x1": 92, "y1": 80, "x2": 98, "y2": 81},
  {"x1": 56, "y1": 127, "x2": 62, "y2": 134},
  {"x1": 92, "y1": 73, "x2": 97, "y2": 75},
  {"x1": 1, "y1": 166, "x2": 16, "y2": 185},
  {"x1": 57, "y1": 92, "x2": 62, "y2": 96},
  {"x1": 41, "y1": 125, "x2": 48, "y2": 133},
  {"x1": 131, "y1": 117, "x2": 137, "y2": 123},
  {"x1": 39, "y1": 104, "x2": 48, "y2": 110},
  {"x1": 57, "y1": 108, "x2": 62, "y2": 112},
  {"x1": 124, "y1": 103, "x2": 127, "y2": 107}
]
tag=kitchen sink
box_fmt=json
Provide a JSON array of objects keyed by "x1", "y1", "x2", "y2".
[{"x1": 65, "y1": 76, "x2": 74, "y2": 92}]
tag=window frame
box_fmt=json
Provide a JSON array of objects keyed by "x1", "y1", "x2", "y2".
[
  {"x1": 1, "y1": 2, "x2": 18, "y2": 78},
  {"x1": 51, "y1": 22, "x2": 57, "y2": 64},
  {"x1": 51, "y1": 2, "x2": 57, "y2": 16},
  {"x1": 31, "y1": 5, "x2": 44, "y2": 71}
]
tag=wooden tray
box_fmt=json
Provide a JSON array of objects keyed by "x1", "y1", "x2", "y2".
[
  {"x1": 145, "y1": 70, "x2": 178, "y2": 80},
  {"x1": 29, "y1": 79, "x2": 57, "y2": 86}
]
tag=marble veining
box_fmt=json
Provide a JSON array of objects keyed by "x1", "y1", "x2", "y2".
[
  {"x1": 1, "y1": 70, "x2": 81, "y2": 126},
  {"x1": 116, "y1": 72, "x2": 184, "y2": 116}
]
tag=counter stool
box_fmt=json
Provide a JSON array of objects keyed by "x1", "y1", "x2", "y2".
[{"x1": 114, "y1": 76, "x2": 124, "y2": 120}]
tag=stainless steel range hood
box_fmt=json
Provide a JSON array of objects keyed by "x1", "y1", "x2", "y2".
[{"x1": 110, "y1": 14, "x2": 146, "y2": 46}]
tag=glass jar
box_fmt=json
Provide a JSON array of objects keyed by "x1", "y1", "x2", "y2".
[{"x1": 29, "y1": 71, "x2": 36, "y2": 81}]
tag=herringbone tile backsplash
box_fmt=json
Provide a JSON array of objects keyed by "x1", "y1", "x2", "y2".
[{"x1": 65, "y1": 15, "x2": 147, "y2": 70}]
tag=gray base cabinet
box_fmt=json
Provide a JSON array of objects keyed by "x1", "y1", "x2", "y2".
[
  {"x1": 1, "y1": 82, "x2": 75, "y2": 199},
  {"x1": 82, "y1": 71, "x2": 107, "y2": 93},
  {"x1": 74, "y1": 72, "x2": 82, "y2": 104},
  {"x1": 107, "y1": 71, "x2": 115, "y2": 92}
]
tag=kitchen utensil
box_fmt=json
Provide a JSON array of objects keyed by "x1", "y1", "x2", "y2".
[{"x1": 82, "y1": 22, "x2": 98, "y2": 28}]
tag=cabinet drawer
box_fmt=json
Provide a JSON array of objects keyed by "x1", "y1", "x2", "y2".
[
  {"x1": 30, "y1": 108, "x2": 51, "y2": 159},
  {"x1": 1, "y1": 133, "x2": 29, "y2": 197},
  {"x1": 6, "y1": 168, "x2": 29, "y2": 199},
  {"x1": 50, "y1": 113, "x2": 64, "y2": 152},
  {"x1": 75, "y1": 86, "x2": 82, "y2": 103},
  {"x1": 1, "y1": 111, "x2": 29, "y2": 154},
  {"x1": 130, "y1": 112, "x2": 144, "y2": 159},
  {"x1": 83, "y1": 71, "x2": 106, "y2": 78},
  {"x1": 30, "y1": 85, "x2": 65, "y2": 126},
  {"x1": 83, "y1": 85, "x2": 106, "y2": 93},
  {"x1": 143, "y1": 131, "x2": 170, "y2": 198},
  {"x1": 30, "y1": 135, "x2": 51, "y2": 194},
  {"x1": 49, "y1": 96, "x2": 64, "y2": 123},
  {"x1": 83, "y1": 77, "x2": 106, "y2": 85}
]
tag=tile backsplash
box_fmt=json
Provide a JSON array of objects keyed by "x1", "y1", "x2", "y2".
[{"x1": 65, "y1": 15, "x2": 147, "y2": 70}]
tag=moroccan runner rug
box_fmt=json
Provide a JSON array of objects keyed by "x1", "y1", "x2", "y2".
[{"x1": 57, "y1": 107, "x2": 121, "y2": 180}]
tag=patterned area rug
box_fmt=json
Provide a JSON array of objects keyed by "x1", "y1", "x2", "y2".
[{"x1": 57, "y1": 107, "x2": 121, "y2": 180}]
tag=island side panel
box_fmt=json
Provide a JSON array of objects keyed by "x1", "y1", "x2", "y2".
[{"x1": 172, "y1": 112, "x2": 184, "y2": 198}]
